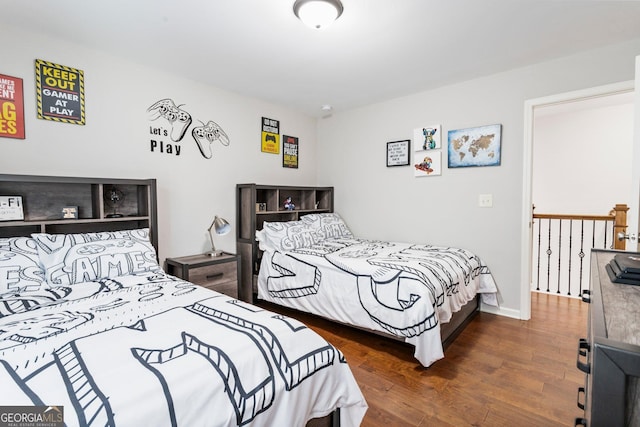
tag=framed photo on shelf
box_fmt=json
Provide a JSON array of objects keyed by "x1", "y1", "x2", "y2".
[
  {"x1": 386, "y1": 139, "x2": 410, "y2": 167},
  {"x1": 0, "y1": 196, "x2": 24, "y2": 221},
  {"x1": 62, "y1": 206, "x2": 78, "y2": 219}
]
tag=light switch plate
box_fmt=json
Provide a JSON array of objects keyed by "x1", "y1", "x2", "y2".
[{"x1": 479, "y1": 194, "x2": 493, "y2": 208}]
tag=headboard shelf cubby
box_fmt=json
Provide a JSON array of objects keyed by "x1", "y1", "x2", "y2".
[
  {"x1": 0, "y1": 174, "x2": 158, "y2": 252},
  {"x1": 236, "y1": 183, "x2": 334, "y2": 302}
]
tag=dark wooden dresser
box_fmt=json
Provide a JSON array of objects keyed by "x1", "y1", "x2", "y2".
[{"x1": 576, "y1": 249, "x2": 640, "y2": 426}]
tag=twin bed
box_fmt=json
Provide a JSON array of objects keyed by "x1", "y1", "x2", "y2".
[
  {"x1": 0, "y1": 175, "x2": 366, "y2": 427},
  {"x1": 255, "y1": 212, "x2": 498, "y2": 367}
]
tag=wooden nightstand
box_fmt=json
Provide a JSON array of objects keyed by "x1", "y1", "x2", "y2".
[{"x1": 165, "y1": 252, "x2": 240, "y2": 298}]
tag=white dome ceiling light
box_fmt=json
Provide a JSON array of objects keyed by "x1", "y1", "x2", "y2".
[{"x1": 293, "y1": 0, "x2": 344, "y2": 30}]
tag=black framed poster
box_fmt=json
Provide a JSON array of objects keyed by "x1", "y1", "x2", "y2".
[
  {"x1": 386, "y1": 139, "x2": 410, "y2": 167},
  {"x1": 283, "y1": 135, "x2": 298, "y2": 168}
]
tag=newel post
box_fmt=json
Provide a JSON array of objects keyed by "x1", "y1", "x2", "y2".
[{"x1": 612, "y1": 204, "x2": 629, "y2": 250}]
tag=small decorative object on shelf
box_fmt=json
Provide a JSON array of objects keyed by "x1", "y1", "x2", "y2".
[
  {"x1": 105, "y1": 186, "x2": 125, "y2": 218},
  {"x1": 62, "y1": 206, "x2": 78, "y2": 219},
  {"x1": 284, "y1": 197, "x2": 295, "y2": 210},
  {"x1": 0, "y1": 196, "x2": 24, "y2": 221},
  {"x1": 256, "y1": 203, "x2": 267, "y2": 212}
]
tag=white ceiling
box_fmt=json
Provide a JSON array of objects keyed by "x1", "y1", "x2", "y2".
[{"x1": 3, "y1": 0, "x2": 640, "y2": 117}]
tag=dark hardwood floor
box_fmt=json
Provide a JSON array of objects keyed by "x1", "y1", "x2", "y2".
[{"x1": 260, "y1": 292, "x2": 587, "y2": 426}]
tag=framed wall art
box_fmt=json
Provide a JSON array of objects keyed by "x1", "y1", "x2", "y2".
[
  {"x1": 386, "y1": 139, "x2": 410, "y2": 167},
  {"x1": 283, "y1": 135, "x2": 298, "y2": 168},
  {"x1": 414, "y1": 151, "x2": 442, "y2": 177},
  {"x1": 35, "y1": 59, "x2": 85, "y2": 125},
  {"x1": 413, "y1": 125, "x2": 441, "y2": 151},
  {"x1": 0, "y1": 74, "x2": 25, "y2": 139},
  {"x1": 448, "y1": 124, "x2": 502, "y2": 168}
]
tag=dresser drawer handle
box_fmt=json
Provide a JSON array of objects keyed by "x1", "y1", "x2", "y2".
[
  {"x1": 581, "y1": 289, "x2": 591, "y2": 303},
  {"x1": 576, "y1": 386, "x2": 585, "y2": 410},
  {"x1": 206, "y1": 272, "x2": 224, "y2": 281},
  {"x1": 578, "y1": 338, "x2": 589, "y2": 357},
  {"x1": 577, "y1": 339, "x2": 591, "y2": 374},
  {"x1": 575, "y1": 417, "x2": 587, "y2": 426}
]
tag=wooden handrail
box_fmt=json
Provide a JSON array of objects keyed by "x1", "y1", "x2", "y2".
[
  {"x1": 532, "y1": 204, "x2": 628, "y2": 250},
  {"x1": 533, "y1": 213, "x2": 613, "y2": 221}
]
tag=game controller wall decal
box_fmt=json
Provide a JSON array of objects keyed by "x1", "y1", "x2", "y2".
[
  {"x1": 192, "y1": 120, "x2": 230, "y2": 159},
  {"x1": 147, "y1": 98, "x2": 231, "y2": 159}
]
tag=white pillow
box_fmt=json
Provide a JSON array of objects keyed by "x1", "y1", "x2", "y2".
[
  {"x1": 32, "y1": 228, "x2": 163, "y2": 286},
  {"x1": 300, "y1": 212, "x2": 353, "y2": 239},
  {"x1": 256, "y1": 220, "x2": 320, "y2": 252},
  {"x1": 0, "y1": 237, "x2": 47, "y2": 294},
  {"x1": 256, "y1": 213, "x2": 353, "y2": 252}
]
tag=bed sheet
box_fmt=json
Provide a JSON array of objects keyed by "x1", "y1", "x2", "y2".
[
  {"x1": 0, "y1": 272, "x2": 366, "y2": 427},
  {"x1": 257, "y1": 238, "x2": 498, "y2": 367}
]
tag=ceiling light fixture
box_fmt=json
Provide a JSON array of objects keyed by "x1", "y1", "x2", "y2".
[{"x1": 293, "y1": 0, "x2": 344, "y2": 30}]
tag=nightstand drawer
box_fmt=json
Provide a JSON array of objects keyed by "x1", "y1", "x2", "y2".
[
  {"x1": 165, "y1": 253, "x2": 239, "y2": 299},
  {"x1": 190, "y1": 262, "x2": 237, "y2": 296}
]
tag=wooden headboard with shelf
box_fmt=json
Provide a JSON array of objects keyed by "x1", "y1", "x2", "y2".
[{"x1": 0, "y1": 174, "x2": 158, "y2": 253}]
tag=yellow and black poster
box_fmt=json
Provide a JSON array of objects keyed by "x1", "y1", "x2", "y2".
[
  {"x1": 283, "y1": 135, "x2": 298, "y2": 168},
  {"x1": 35, "y1": 59, "x2": 85, "y2": 125},
  {"x1": 261, "y1": 116, "x2": 279, "y2": 154}
]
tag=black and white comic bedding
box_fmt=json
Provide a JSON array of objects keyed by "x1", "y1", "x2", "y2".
[
  {"x1": 0, "y1": 231, "x2": 367, "y2": 427},
  {"x1": 256, "y1": 214, "x2": 499, "y2": 367}
]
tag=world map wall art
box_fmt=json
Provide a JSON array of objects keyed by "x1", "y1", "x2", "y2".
[{"x1": 447, "y1": 124, "x2": 502, "y2": 168}]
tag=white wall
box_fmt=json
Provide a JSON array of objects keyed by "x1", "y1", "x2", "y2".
[
  {"x1": 0, "y1": 24, "x2": 319, "y2": 261},
  {"x1": 3, "y1": 22, "x2": 639, "y2": 319},
  {"x1": 532, "y1": 95, "x2": 634, "y2": 214},
  {"x1": 316, "y1": 39, "x2": 640, "y2": 318}
]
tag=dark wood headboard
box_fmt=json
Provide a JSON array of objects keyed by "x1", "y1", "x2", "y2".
[{"x1": 0, "y1": 174, "x2": 158, "y2": 253}]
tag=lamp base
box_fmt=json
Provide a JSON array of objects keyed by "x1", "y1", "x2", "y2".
[{"x1": 206, "y1": 250, "x2": 225, "y2": 257}]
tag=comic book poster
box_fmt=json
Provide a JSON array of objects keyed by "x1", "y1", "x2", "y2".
[
  {"x1": 283, "y1": 135, "x2": 298, "y2": 168},
  {"x1": 35, "y1": 59, "x2": 85, "y2": 125},
  {"x1": 0, "y1": 74, "x2": 25, "y2": 139}
]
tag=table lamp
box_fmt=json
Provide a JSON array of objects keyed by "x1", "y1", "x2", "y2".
[{"x1": 207, "y1": 215, "x2": 231, "y2": 256}]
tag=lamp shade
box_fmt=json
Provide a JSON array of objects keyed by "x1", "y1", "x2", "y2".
[
  {"x1": 212, "y1": 216, "x2": 231, "y2": 235},
  {"x1": 293, "y1": 0, "x2": 343, "y2": 30}
]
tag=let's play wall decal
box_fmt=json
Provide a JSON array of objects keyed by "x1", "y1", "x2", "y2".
[
  {"x1": 147, "y1": 98, "x2": 230, "y2": 159},
  {"x1": 35, "y1": 59, "x2": 85, "y2": 125}
]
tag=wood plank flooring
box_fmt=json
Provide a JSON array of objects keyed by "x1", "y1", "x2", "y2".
[{"x1": 260, "y1": 292, "x2": 587, "y2": 426}]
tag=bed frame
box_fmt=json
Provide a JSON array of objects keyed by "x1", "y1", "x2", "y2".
[{"x1": 248, "y1": 247, "x2": 479, "y2": 358}]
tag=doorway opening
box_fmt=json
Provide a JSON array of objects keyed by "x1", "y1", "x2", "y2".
[{"x1": 521, "y1": 81, "x2": 635, "y2": 319}]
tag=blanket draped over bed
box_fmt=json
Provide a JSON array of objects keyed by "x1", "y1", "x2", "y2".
[
  {"x1": 0, "y1": 272, "x2": 367, "y2": 427},
  {"x1": 257, "y1": 236, "x2": 498, "y2": 367}
]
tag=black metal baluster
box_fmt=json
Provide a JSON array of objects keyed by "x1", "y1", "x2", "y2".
[
  {"x1": 536, "y1": 218, "x2": 542, "y2": 291},
  {"x1": 546, "y1": 218, "x2": 552, "y2": 293},
  {"x1": 557, "y1": 220, "x2": 562, "y2": 294},
  {"x1": 567, "y1": 220, "x2": 573, "y2": 296},
  {"x1": 578, "y1": 220, "x2": 585, "y2": 295}
]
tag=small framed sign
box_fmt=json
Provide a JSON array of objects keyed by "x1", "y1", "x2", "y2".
[
  {"x1": 62, "y1": 206, "x2": 78, "y2": 219},
  {"x1": 386, "y1": 139, "x2": 410, "y2": 167},
  {"x1": 0, "y1": 196, "x2": 24, "y2": 221}
]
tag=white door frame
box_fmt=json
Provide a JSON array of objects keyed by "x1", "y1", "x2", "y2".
[{"x1": 520, "y1": 80, "x2": 635, "y2": 320}]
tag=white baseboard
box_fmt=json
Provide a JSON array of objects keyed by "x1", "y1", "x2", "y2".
[{"x1": 480, "y1": 303, "x2": 522, "y2": 320}]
